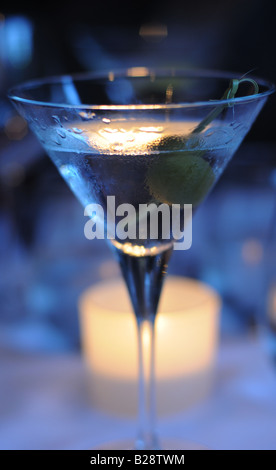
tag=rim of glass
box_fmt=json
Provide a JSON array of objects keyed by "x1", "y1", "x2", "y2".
[{"x1": 8, "y1": 67, "x2": 275, "y2": 111}]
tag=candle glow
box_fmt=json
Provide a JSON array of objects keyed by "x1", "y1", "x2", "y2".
[
  {"x1": 79, "y1": 276, "x2": 221, "y2": 415},
  {"x1": 67, "y1": 120, "x2": 202, "y2": 155}
]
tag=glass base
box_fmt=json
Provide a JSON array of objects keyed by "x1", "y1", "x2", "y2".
[{"x1": 94, "y1": 438, "x2": 208, "y2": 450}]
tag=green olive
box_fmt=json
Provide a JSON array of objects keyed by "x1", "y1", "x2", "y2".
[{"x1": 146, "y1": 150, "x2": 215, "y2": 206}]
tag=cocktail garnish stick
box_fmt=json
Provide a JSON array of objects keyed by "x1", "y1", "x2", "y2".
[{"x1": 191, "y1": 77, "x2": 259, "y2": 135}]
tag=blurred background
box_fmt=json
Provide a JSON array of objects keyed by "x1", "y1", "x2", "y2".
[
  {"x1": 0, "y1": 0, "x2": 276, "y2": 450},
  {"x1": 0, "y1": 0, "x2": 275, "y2": 349}
]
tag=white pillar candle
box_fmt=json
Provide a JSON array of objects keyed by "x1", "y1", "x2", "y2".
[{"x1": 79, "y1": 276, "x2": 221, "y2": 416}]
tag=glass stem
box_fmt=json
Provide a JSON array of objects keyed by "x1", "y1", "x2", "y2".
[
  {"x1": 115, "y1": 245, "x2": 173, "y2": 450},
  {"x1": 136, "y1": 318, "x2": 159, "y2": 450},
  {"x1": 149, "y1": 319, "x2": 157, "y2": 444}
]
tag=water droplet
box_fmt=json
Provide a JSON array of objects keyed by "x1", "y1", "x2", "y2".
[
  {"x1": 205, "y1": 130, "x2": 214, "y2": 137},
  {"x1": 52, "y1": 138, "x2": 61, "y2": 146},
  {"x1": 52, "y1": 115, "x2": 62, "y2": 125},
  {"x1": 79, "y1": 111, "x2": 96, "y2": 120},
  {"x1": 72, "y1": 127, "x2": 83, "y2": 134},
  {"x1": 40, "y1": 123, "x2": 47, "y2": 130},
  {"x1": 102, "y1": 118, "x2": 111, "y2": 124},
  {"x1": 57, "y1": 129, "x2": 66, "y2": 138}
]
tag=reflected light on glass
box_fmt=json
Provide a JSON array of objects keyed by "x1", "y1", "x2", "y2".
[{"x1": 66, "y1": 120, "x2": 198, "y2": 155}]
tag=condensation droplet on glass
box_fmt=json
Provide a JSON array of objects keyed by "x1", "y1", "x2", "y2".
[
  {"x1": 52, "y1": 115, "x2": 62, "y2": 126},
  {"x1": 204, "y1": 130, "x2": 214, "y2": 137},
  {"x1": 79, "y1": 111, "x2": 96, "y2": 120},
  {"x1": 57, "y1": 129, "x2": 66, "y2": 138},
  {"x1": 102, "y1": 118, "x2": 111, "y2": 124},
  {"x1": 72, "y1": 127, "x2": 83, "y2": 134},
  {"x1": 52, "y1": 138, "x2": 62, "y2": 146}
]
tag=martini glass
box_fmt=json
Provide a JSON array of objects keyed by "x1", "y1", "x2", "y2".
[{"x1": 9, "y1": 69, "x2": 274, "y2": 450}]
